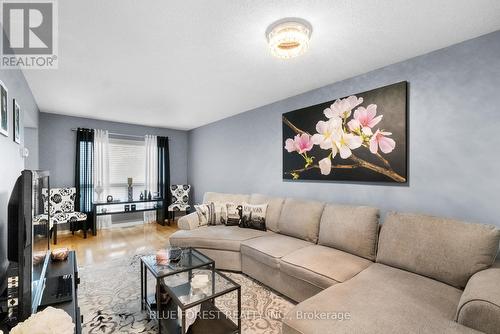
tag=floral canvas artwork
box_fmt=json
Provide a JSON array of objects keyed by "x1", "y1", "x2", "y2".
[{"x1": 283, "y1": 81, "x2": 407, "y2": 183}]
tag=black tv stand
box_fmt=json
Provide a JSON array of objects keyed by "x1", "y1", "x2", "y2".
[
  {"x1": 38, "y1": 251, "x2": 82, "y2": 334},
  {"x1": 0, "y1": 251, "x2": 82, "y2": 333},
  {"x1": 40, "y1": 274, "x2": 74, "y2": 306}
]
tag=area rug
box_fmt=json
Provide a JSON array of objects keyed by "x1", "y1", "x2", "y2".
[{"x1": 79, "y1": 254, "x2": 295, "y2": 333}]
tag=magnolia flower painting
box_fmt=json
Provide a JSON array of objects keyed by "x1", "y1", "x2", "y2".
[{"x1": 283, "y1": 82, "x2": 407, "y2": 183}]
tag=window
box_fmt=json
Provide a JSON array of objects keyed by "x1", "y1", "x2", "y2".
[{"x1": 108, "y1": 137, "x2": 145, "y2": 201}]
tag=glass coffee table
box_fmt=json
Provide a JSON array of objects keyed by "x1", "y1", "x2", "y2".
[{"x1": 140, "y1": 248, "x2": 241, "y2": 334}]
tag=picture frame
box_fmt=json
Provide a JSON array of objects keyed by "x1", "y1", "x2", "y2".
[
  {"x1": 0, "y1": 80, "x2": 8, "y2": 137},
  {"x1": 13, "y1": 98, "x2": 21, "y2": 144},
  {"x1": 282, "y1": 81, "x2": 408, "y2": 184}
]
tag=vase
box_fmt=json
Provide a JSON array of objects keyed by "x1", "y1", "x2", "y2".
[
  {"x1": 95, "y1": 186, "x2": 104, "y2": 202},
  {"x1": 128, "y1": 186, "x2": 133, "y2": 202}
]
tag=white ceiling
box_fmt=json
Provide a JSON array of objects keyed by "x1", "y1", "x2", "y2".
[{"x1": 23, "y1": 0, "x2": 500, "y2": 130}]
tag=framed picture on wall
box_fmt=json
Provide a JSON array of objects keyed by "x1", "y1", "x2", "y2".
[
  {"x1": 282, "y1": 81, "x2": 408, "y2": 184},
  {"x1": 0, "y1": 80, "x2": 8, "y2": 137},
  {"x1": 13, "y1": 99, "x2": 21, "y2": 144}
]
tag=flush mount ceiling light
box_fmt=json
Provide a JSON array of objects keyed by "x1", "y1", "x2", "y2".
[{"x1": 266, "y1": 18, "x2": 312, "y2": 59}]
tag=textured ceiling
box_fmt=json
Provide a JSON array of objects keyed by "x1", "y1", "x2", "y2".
[{"x1": 22, "y1": 0, "x2": 500, "y2": 130}]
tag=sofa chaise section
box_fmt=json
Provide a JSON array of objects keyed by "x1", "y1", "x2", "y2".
[
  {"x1": 283, "y1": 212, "x2": 500, "y2": 334},
  {"x1": 283, "y1": 263, "x2": 477, "y2": 334},
  {"x1": 170, "y1": 226, "x2": 271, "y2": 271}
]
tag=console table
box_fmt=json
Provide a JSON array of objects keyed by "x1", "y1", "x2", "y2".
[{"x1": 92, "y1": 199, "x2": 164, "y2": 236}]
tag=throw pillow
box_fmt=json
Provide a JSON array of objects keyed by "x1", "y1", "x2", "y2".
[
  {"x1": 209, "y1": 202, "x2": 227, "y2": 225},
  {"x1": 226, "y1": 203, "x2": 242, "y2": 226},
  {"x1": 240, "y1": 203, "x2": 268, "y2": 231},
  {"x1": 194, "y1": 204, "x2": 210, "y2": 226}
]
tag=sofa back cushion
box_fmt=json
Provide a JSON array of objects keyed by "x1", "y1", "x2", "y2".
[
  {"x1": 203, "y1": 192, "x2": 250, "y2": 205},
  {"x1": 377, "y1": 212, "x2": 500, "y2": 289},
  {"x1": 249, "y1": 194, "x2": 284, "y2": 232},
  {"x1": 318, "y1": 204, "x2": 380, "y2": 261},
  {"x1": 278, "y1": 198, "x2": 325, "y2": 243}
]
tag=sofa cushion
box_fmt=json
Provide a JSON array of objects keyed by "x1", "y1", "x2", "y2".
[
  {"x1": 169, "y1": 225, "x2": 270, "y2": 252},
  {"x1": 318, "y1": 204, "x2": 379, "y2": 261},
  {"x1": 278, "y1": 198, "x2": 325, "y2": 243},
  {"x1": 283, "y1": 263, "x2": 473, "y2": 334},
  {"x1": 280, "y1": 245, "x2": 372, "y2": 289},
  {"x1": 241, "y1": 234, "x2": 312, "y2": 269},
  {"x1": 203, "y1": 192, "x2": 249, "y2": 205},
  {"x1": 249, "y1": 194, "x2": 284, "y2": 232},
  {"x1": 377, "y1": 212, "x2": 500, "y2": 289}
]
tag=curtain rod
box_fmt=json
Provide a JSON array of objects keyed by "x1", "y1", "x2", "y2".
[{"x1": 70, "y1": 128, "x2": 164, "y2": 140}]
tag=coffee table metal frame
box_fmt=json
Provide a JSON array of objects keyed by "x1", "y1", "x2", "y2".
[{"x1": 140, "y1": 248, "x2": 241, "y2": 334}]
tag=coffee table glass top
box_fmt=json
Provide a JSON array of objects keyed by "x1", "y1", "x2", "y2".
[
  {"x1": 141, "y1": 248, "x2": 213, "y2": 278},
  {"x1": 162, "y1": 269, "x2": 240, "y2": 309}
]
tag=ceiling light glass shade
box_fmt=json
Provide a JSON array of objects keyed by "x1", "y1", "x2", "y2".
[{"x1": 266, "y1": 19, "x2": 312, "y2": 59}]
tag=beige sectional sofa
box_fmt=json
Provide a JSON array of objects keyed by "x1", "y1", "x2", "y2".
[{"x1": 169, "y1": 192, "x2": 500, "y2": 334}]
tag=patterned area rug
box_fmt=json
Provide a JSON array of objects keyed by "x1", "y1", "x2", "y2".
[{"x1": 79, "y1": 254, "x2": 295, "y2": 333}]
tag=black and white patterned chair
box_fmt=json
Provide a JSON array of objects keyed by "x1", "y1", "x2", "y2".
[
  {"x1": 168, "y1": 184, "x2": 191, "y2": 223},
  {"x1": 33, "y1": 187, "x2": 88, "y2": 244}
]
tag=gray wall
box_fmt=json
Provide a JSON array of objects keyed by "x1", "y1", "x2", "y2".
[
  {"x1": 39, "y1": 112, "x2": 189, "y2": 187},
  {"x1": 24, "y1": 127, "x2": 39, "y2": 170},
  {"x1": 188, "y1": 30, "x2": 500, "y2": 227},
  {"x1": 0, "y1": 62, "x2": 40, "y2": 275}
]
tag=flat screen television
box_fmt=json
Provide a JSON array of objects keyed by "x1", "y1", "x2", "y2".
[{"x1": 6, "y1": 170, "x2": 50, "y2": 322}]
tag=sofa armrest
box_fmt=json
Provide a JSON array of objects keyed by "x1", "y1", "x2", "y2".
[
  {"x1": 456, "y1": 265, "x2": 500, "y2": 334},
  {"x1": 177, "y1": 212, "x2": 200, "y2": 230}
]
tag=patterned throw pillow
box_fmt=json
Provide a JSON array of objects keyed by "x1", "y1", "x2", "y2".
[
  {"x1": 210, "y1": 202, "x2": 227, "y2": 225},
  {"x1": 240, "y1": 203, "x2": 268, "y2": 231},
  {"x1": 194, "y1": 204, "x2": 210, "y2": 226},
  {"x1": 225, "y1": 203, "x2": 242, "y2": 226}
]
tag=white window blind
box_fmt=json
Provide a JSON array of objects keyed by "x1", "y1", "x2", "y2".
[{"x1": 108, "y1": 137, "x2": 145, "y2": 200}]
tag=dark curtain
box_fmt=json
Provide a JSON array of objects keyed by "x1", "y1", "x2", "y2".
[
  {"x1": 75, "y1": 128, "x2": 94, "y2": 223},
  {"x1": 157, "y1": 136, "x2": 170, "y2": 223}
]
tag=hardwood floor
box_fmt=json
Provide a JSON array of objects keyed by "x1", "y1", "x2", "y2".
[{"x1": 52, "y1": 222, "x2": 179, "y2": 267}]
